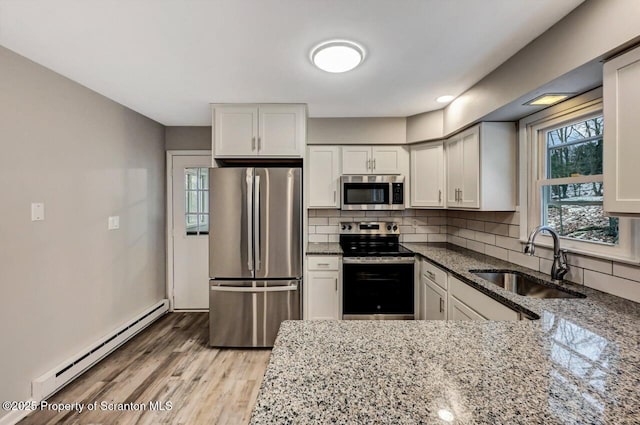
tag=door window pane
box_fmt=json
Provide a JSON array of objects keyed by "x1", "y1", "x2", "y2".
[{"x1": 185, "y1": 167, "x2": 209, "y2": 235}]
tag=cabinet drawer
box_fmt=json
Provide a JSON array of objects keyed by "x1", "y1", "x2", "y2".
[
  {"x1": 421, "y1": 259, "x2": 447, "y2": 290},
  {"x1": 308, "y1": 256, "x2": 340, "y2": 271},
  {"x1": 449, "y1": 276, "x2": 519, "y2": 321}
]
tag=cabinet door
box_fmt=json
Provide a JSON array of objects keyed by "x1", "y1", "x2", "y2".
[
  {"x1": 213, "y1": 105, "x2": 258, "y2": 157},
  {"x1": 460, "y1": 130, "x2": 480, "y2": 208},
  {"x1": 411, "y1": 142, "x2": 444, "y2": 207},
  {"x1": 258, "y1": 105, "x2": 305, "y2": 157},
  {"x1": 604, "y1": 46, "x2": 640, "y2": 214},
  {"x1": 422, "y1": 277, "x2": 447, "y2": 320},
  {"x1": 306, "y1": 271, "x2": 339, "y2": 320},
  {"x1": 445, "y1": 137, "x2": 461, "y2": 205},
  {"x1": 342, "y1": 147, "x2": 372, "y2": 174},
  {"x1": 372, "y1": 146, "x2": 405, "y2": 174},
  {"x1": 448, "y1": 296, "x2": 485, "y2": 321},
  {"x1": 308, "y1": 146, "x2": 340, "y2": 208}
]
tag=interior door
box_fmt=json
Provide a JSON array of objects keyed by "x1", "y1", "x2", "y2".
[
  {"x1": 254, "y1": 168, "x2": 302, "y2": 278},
  {"x1": 172, "y1": 155, "x2": 212, "y2": 309}
]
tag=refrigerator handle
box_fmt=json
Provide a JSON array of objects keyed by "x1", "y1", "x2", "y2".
[
  {"x1": 246, "y1": 170, "x2": 254, "y2": 271},
  {"x1": 254, "y1": 175, "x2": 261, "y2": 271}
]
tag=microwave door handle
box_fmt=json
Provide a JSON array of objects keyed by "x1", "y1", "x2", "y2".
[
  {"x1": 246, "y1": 170, "x2": 254, "y2": 271},
  {"x1": 254, "y1": 175, "x2": 261, "y2": 271}
]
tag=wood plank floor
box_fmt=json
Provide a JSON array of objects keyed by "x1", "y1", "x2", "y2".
[{"x1": 19, "y1": 312, "x2": 271, "y2": 425}]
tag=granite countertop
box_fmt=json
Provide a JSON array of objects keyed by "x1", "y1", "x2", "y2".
[
  {"x1": 306, "y1": 242, "x2": 343, "y2": 255},
  {"x1": 252, "y1": 243, "x2": 640, "y2": 424}
]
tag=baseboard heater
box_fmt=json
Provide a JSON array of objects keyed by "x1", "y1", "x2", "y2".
[{"x1": 32, "y1": 299, "x2": 169, "y2": 401}]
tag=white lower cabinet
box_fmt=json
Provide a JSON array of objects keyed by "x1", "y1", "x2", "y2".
[
  {"x1": 306, "y1": 256, "x2": 340, "y2": 320},
  {"x1": 418, "y1": 257, "x2": 520, "y2": 321}
]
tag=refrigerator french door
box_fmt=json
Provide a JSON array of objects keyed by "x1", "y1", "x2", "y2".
[{"x1": 209, "y1": 167, "x2": 302, "y2": 347}]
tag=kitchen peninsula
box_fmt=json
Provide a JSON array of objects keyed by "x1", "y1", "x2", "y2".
[{"x1": 250, "y1": 244, "x2": 640, "y2": 424}]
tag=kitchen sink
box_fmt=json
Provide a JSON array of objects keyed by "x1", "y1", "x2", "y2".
[{"x1": 470, "y1": 270, "x2": 586, "y2": 299}]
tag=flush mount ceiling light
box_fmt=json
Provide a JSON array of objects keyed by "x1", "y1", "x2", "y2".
[
  {"x1": 524, "y1": 93, "x2": 573, "y2": 106},
  {"x1": 436, "y1": 95, "x2": 455, "y2": 103},
  {"x1": 310, "y1": 40, "x2": 365, "y2": 73},
  {"x1": 437, "y1": 409, "x2": 455, "y2": 422}
]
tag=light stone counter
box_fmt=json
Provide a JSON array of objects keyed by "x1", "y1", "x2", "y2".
[{"x1": 251, "y1": 243, "x2": 640, "y2": 424}]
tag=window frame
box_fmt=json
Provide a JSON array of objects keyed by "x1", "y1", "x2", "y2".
[{"x1": 519, "y1": 89, "x2": 639, "y2": 263}]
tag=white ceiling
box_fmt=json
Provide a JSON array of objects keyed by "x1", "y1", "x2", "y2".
[{"x1": 0, "y1": 0, "x2": 585, "y2": 125}]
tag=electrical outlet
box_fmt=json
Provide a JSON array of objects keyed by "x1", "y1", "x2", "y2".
[
  {"x1": 108, "y1": 216, "x2": 120, "y2": 230},
  {"x1": 412, "y1": 219, "x2": 417, "y2": 228},
  {"x1": 31, "y1": 203, "x2": 45, "y2": 221}
]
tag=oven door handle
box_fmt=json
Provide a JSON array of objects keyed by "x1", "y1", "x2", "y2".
[{"x1": 342, "y1": 257, "x2": 415, "y2": 264}]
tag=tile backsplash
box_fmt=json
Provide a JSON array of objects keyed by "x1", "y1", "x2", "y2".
[
  {"x1": 307, "y1": 208, "x2": 640, "y2": 303},
  {"x1": 445, "y1": 210, "x2": 640, "y2": 303},
  {"x1": 307, "y1": 209, "x2": 447, "y2": 243}
]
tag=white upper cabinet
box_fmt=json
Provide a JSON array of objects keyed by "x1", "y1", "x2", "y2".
[
  {"x1": 445, "y1": 122, "x2": 516, "y2": 211},
  {"x1": 341, "y1": 146, "x2": 408, "y2": 175},
  {"x1": 308, "y1": 146, "x2": 341, "y2": 208},
  {"x1": 604, "y1": 46, "x2": 640, "y2": 215},
  {"x1": 213, "y1": 104, "x2": 305, "y2": 158},
  {"x1": 410, "y1": 141, "x2": 444, "y2": 208}
]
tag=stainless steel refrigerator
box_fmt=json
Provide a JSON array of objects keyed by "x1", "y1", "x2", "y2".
[{"x1": 208, "y1": 167, "x2": 302, "y2": 347}]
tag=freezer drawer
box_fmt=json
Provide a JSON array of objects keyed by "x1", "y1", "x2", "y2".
[{"x1": 209, "y1": 280, "x2": 301, "y2": 347}]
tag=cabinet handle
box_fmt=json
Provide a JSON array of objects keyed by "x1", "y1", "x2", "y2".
[
  {"x1": 317, "y1": 263, "x2": 330, "y2": 266},
  {"x1": 335, "y1": 278, "x2": 338, "y2": 292},
  {"x1": 252, "y1": 136, "x2": 256, "y2": 151},
  {"x1": 367, "y1": 159, "x2": 371, "y2": 170},
  {"x1": 333, "y1": 190, "x2": 336, "y2": 203},
  {"x1": 439, "y1": 297, "x2": 444, "y2": 313},
  {"x1": 438, "y1": 190, "x2": 442, "y2": 203},
  {"x1": 425, "y1": 270, "x2": 435, "y2": 280},
  {"x1": 257, "y1": 136, "x2": 261, "y2": 151},
  {"x1": 459, "y1": 189, "x2": 462, "y2": 201},
  {"x1": 373, "y1": 158, "x2": 376, "y2": 170}
]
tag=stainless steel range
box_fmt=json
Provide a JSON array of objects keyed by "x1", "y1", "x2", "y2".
[{"x1": 340, "y1": 222, "x2": 415, "y2": 320}]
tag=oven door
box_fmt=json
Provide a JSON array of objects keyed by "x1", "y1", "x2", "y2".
[{"x1": 342, "y1": 260, "x2": 415, "y2": 319}]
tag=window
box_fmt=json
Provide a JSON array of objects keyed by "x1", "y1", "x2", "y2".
[
  {"x1": 185, "y1": 167, "x2": 209, "y2": 235},
  {"x1": 540, "y1": 115, "x2": 618, "y2": 245},
  {"x1": 522, "y1": 90, "x2": 638, "y2": 261}
]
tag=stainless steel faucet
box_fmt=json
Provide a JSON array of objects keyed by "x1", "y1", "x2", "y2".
[{"x1": 524, "y1": 225, "x2": 569, "y2": 281}]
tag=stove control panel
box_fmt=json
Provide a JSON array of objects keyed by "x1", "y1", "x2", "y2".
[{"x1": 340, "y1": 221, "x2": 400, "y2": 235}]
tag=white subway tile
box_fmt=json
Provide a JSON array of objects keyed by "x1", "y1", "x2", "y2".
[
  {"x1": 495, "y1": 235, "x2": 523, "y2": 252},
  {"x1": 452, "y1": 218, "x2": 466, "y2": 228},
  {"x1": 427, "y1": 217, "x2": 447, "y2": 226},
  {"x1": 584, "y1": 270, "x2": 640, "y2": 303},
  {"x1": 315, "y1": 209, "x2": 341, "y2": 217},
  {"x1": 613, "y1": 263, "x2": 640, "y2": 283},
  {"x1": 328, "y1": 234, "x2": 339, "y2": 243},
  {"x1": 509, "y1": 225, "x2": 520, "y2": 238},
  {"x1": 401, "y1": 209, "x2": 416, "y2": 216},
  {"x1": 308, "y1": 226, "x2": 316, "y2": 234},
  {"x1": 428, "y1": 233, "x2": 448, "y2": 242},
  {"x1": 449, "y1": 235, "x2": 467, "y2": 248},
  {"x1": 474, "y1": 232, "x2": 496, "y2": 245},
  {"x1": 458, "y1": 228, "x2": 475, "y2": 240},
  {"x1": 341, "y1": 211, "x2": 366, "y2": 217},
  {"x1": 485, "y1": 245, "x2": 508, "y2": 261},
  {"x1": 308, "y1": 234, "x2": 329, "y2": 243},
  {"x1": 399, "y1": 225, "x2": 415, "y2": 234},
  {"x1": 567, "y1": 254, "x2": 612, "y2": 274},
  {"x1": 315, "y1": 225, "x2": 339, "y2": 234},
  {"x1": 467, "y1": 220, "x2": 485, "y2": 232},
  {"x1": 366, "y1": 211, "x2": 390, "y2": 217},
  {"x1": 508, "y1": 251, "x2": 540, "y2": 272},
  {"x1": 484, "y1": 222, "x2": 509, "y2": 236},
  {"x1": 329, "y1": 217, "x2": 350, "y2": 225},
  {"x1": 401, "y1": 234, "x2": 429, "y2": 243},
  {"x1": 308, "y1": 209, "x2": 317, "y2": 217},
  {"x1": 309, "y1": 217, "x2": 329, "y2": 225},
  {"x1": 415, "y1": 225, "x2": 441, "y2": 234},
  {"x1": 466, "y1": 240, "x2": 485, "y2": 254}
]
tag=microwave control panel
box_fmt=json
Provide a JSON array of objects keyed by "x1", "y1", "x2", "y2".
[{"x1": 392, "y1": 183, "x2": 403, "y2": 204}]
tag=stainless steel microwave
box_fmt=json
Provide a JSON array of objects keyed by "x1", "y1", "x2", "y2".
[{"x1": 340, "y1": 175, "x2": 405, "y2": 210}]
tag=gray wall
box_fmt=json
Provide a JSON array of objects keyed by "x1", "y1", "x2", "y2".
[
  {"x1": 443, "y1": 0, "x2": 640, "y2": 134},
  {"x1": 0, "y1": 45, "x2": 166, "y2": 414},
  {"x1": 165, "y1": 126, "x2": 211, "y2": 150},
  {"x1": 307, "y1": 117, "x2": 406, "y2": 144}
]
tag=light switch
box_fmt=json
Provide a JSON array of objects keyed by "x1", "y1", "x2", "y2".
[
  {"x1": 31, "y1": 203, "x2": 45, "y2": 221},
  {"x1": 108, "y1": 216, "x2": 120, "y2": 230}
]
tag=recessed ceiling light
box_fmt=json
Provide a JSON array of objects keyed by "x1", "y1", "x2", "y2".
[
  {"x1": 436, "y1": 95, "x2": 455, "y2": 103},
  {"x1": 310, "y1": 40, "x2": 365, "y2": 73},
  {"x1": 524, "y1": 93, "x2": 573, "y2": 106}
]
